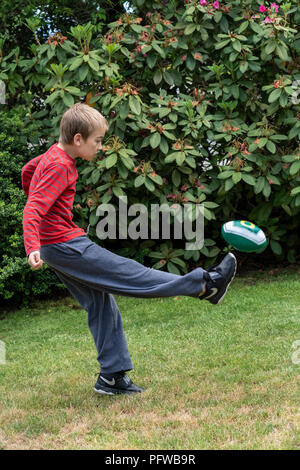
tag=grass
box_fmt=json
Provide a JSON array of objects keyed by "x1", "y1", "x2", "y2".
[{"x1": 0, "y1": 266, "x2": 299, "y2": 450}]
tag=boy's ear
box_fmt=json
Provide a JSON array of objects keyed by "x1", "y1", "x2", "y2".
[{"x1": 73, "y1": 133, "x2": 83, "y2": 146}]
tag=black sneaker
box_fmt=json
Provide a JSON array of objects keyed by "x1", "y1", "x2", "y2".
[
  {"x1": 200, "y1": 253, "x2": 237, "y2": 305},
  {"x1": 94, "y1": 372, "x2": 145, "y2": 395}
]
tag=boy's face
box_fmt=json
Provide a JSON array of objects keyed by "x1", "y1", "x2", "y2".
[{"x1": 75, "y1": 127, "x2": 107, "y2": 161}]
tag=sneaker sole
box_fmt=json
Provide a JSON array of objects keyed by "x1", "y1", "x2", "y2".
[
  {"x1": 215, "y1": 253, "x2": 237, "y2": 305},
  {"x1": 94, "y1": 387, "x2": 143, "y2": 396}
]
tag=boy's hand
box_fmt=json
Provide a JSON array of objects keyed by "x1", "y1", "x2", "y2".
[{"x1": 28, "y1": 251, "x2": 44, "y2": 270}]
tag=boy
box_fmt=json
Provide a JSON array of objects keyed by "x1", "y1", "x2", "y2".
[{"x1": 22, "y1": 103, "x2": 237, "y2": 395}]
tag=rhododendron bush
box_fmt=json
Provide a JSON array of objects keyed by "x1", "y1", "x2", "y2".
[{"x1": 2, "y1": 0, "x2": 300, "y2": 276}]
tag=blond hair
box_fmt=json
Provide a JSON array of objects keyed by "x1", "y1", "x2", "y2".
[{"x1": 59, "y1": 102, "x2": 109, "y2": 144}]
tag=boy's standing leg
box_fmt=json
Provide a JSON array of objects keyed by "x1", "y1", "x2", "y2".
[
  {"x1": 51, "y1": 268, "x2": 133, "y2": 375},
  {"x1": 39, "y1": 255, "x2": 141, "y2": 395}
]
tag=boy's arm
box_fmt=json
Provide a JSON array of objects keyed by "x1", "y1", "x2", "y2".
[
  {"x1": 23, "y1": 162, "x2": 69, "y2": 258},
  {"x1": 22, "y1": 155, "x2": 42, "y2": 196}
]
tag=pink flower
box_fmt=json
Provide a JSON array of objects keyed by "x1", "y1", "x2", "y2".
[
  {"x1": 200, "y1": 0, "x2": 207, "y2": 5},
  {"x1": 271, "y1": 3, "x2": 279, "y2": 12},
  {"x1": 259, "y1": 5, "x2": 267, "y2": 12},
  {"x1": 212, "y1": 1, "x2": 219, "y2": 8},
  {"x1": 262, "y1": 16, "x2": 271, "y2": 23}
]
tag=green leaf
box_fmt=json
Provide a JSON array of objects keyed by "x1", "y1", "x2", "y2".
[
  {"x1": 215, "y1": 39, "x2": 230, "y2": 50},
  {"x1": 88, "y1": 58, "x2": 100, "y2": 72},
  {"x1": 162, "y1": 131, "x2": 176, "y2": 140},
  {"x1": 112, "y1": 186, "x2": 125, "y2": 197},
  {"x1": 186, "y1": 157, "x2": 196, "y2": 168},
  {"x1": 225, "y1": 178, "x2": 234, "y2": 192},
  {"x1": 160, "y1": 137, "x2": 169, "y2": 155},
  {"x1": 276, "y1": 44, "x2": 289, "y2": 61},
  {"x1": 270, "y1": 240, "x2": 282, "y2": 256},
  {"x1": 145, "y1": 177, "x2": 155, "y2": 192},
  {"x1": 170, "y1": 257, "x2": 187, "y2": 269},
  {"x1": 218, "y1": 171, "x2": 234, "y2": 180},
  {"x1": 89, "y1": 210, "x2": 99, "y2": 226},
  {"x1": 242, "y1": 174, "x2": 256, "y2": 185},
  {"x1": 131, "y1": 24, "x2": 143, "y2": 33},
  {"x1": 203, "y1": 201, "x2": 219, "y2": 209},
  {"x1": 290, "y1": 160, "x2": 300, "y2": 175},
  {"x1": 91, "y1": 169, "x2": 100, "y2": 184},
  {"x1": 129, "y1": 95, "x2": 141, "y2": 115},
  {"x1": 186, "y1": 55, "x2": 195, "y2": 71},
  {"x1": 65, "y1": 86, "x2": 82, "y2": 96},
  {"x1": 105, "y1": 154, "x2": 118, "y2": 169},
  {"x1": 184, "y1": 24, "x2": 196, "y2": 35},
  {"x1": 268, "y1": 88, "x2": 282, "y2": 103},
  {"x1": 165, "y1": 153, "x2": 177, "y2": 163},
  {"x1": 232, "y1": 40, "x2": 241, "y2": 52},
  {"x1": 185, "y1": 6, "x2": 196, "y2": 15},
  {"x1": 120, "y1": 156, "x2": 134, "y2": 170},
  {"x1": 78, "y1": 64, "x2": 89, "y2": 82},
  {"x1": 45, "y1": 90, "x2": 60, "y2": 104},
  {"x1": 240, "y1": 61, "x2": 248, "y2": 74},
  {"x1": 167, "y1": 261, "x2": 181, "y2": 275},
  {"x1": 176, "y1": 152, "x2": 185, "y2": 166},
  {"x1": 238, "y1": 21, "x2": 249, "y2": 33},
  {"x1": 232, "y1": 172, "x2": 242, "y2": 184},
  {"x1": 250, "y1": 21, "x2": 262, "y2": 34},
  {"x1": 69, "y1": 57, "x2": 83, "y2": 71},
  {"x1": 62, "y1": 92, "x2": 74, "y2": 107},
  {"x1": 100, "y1": 192, "x2": 112, "y2": 204},
  {"x1": 150, "y1": 132, "x2": 161, "y2": 149},
  {"x1": 291, "y1": 186, "x2": 300, "y2": 196},
  {"x1": 282, "y1": 204, "x2": 292, "y2": 216},
  {"x1": 134, "y1": 174, "x2": 145, "y2": 188},
  {"x1": 172, "y1": 169, "x2": 181, "y2": 187},
  {"x1": 146, "y1": 54, "x2": 157, "y2": 69},
  {"x1": 163, "y1": 71, "x2": 174, "y2": 86},
  {"x1": 159, "y1": 108, "x2": 171, "y2": 118},
  {"x1": 148, "y1": 173, "x2": 163, "y2": 185},
  {"x1": 263, "y1": 179, "x2": 271, "y2": 198},
  {"x1": 120, "y1": 101, "x2": 129, "y2": 120},
  {"x1": 266, "y1": 140, "x2": 276, "y2": 154},
  {"x1": 269, "y1": 134, "x2": 288, "y2": 141},
  {"x1": 254, "y1": 176, "x2": 265, "y2": 194},
  {"x1": 214, "y1": 11, "x2": 222, "y2": 23},
  {"x1": 153, "y1": 69, "x2": 162, "y2": 85},
  {"x1": 96, "y1": 183, "x2": 111, "y2": 192},
  {"x1": 264, "y1": 40, "x2": 277, "y2": 55},
  {"x1": 152, "y1": 42, "x2": 165, "y2": 57}
]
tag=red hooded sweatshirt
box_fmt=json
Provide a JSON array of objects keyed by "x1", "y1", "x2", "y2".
[{"x1": 22, "y1": 143, "x2": 86, "y2": 257}]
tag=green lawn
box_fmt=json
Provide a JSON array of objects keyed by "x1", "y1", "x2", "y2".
[{"x1": 0, "y1": 266, "x2": 299, "y2": 450}]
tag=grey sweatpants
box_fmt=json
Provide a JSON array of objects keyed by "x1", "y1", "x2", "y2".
[{"x1": 40, "y1": 236, "x2": 206, "y2": 374}]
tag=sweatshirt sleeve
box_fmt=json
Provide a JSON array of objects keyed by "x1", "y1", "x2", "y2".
[
  {"x1": 22, "y1": 155, "x2": 42, "y2": 197},
  {"x1": 23, "y1": 162, "x2": 69, "y2": 256}
]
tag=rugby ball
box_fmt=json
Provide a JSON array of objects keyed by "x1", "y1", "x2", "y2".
[{"x1": 221, "y1": 220, "x2": 267, "y2": 253}]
